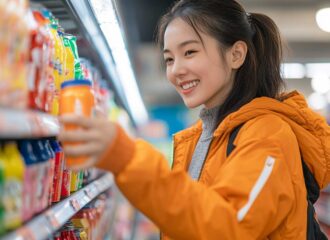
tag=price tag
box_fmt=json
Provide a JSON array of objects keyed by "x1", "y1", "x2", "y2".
[
  {"x1": 84, "y1": 188, "x2": 93, "y2": 199},
  {"x1": 45, "y1": 210, "x2": 60, "y2": 229},
  {"x1": 17, "y1": 227, "x2": 36, "y2": 240},
  {"x1": 70, "y1": 199, "x2": 81, "y2": 211}
]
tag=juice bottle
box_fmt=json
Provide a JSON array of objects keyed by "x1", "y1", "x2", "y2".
[
  {"x1": 31, "y1": 140, "x2": 49, "y2": 213},
  {"x1": 70, "y1": 170, "x2": 79, "y2": 193},
  {"x1": 61, "y1": 151, "x2": 72, "y2": 199},
  {"x1": 49, "y1": 18, "x2": 61, "y2": 115},
  {"x1": 45, "y1": 140, "x2": 55, "y2": 206},
  {"x1": 58, "y1": 31, "x2": 67, "y2": 85},
  {"x1": 59, "y1": 79, "x2": 95, "y2": 168},
  {"x1": 50, "y1": 140, "x2": 64, "y2": 203},
  {"x1": 18, "y1": 140, "x2": 38, "y2": 222},
  {"x1": 2, "y1": 142, "x2": 24, "y2": 230},
  {"x1": 0, "y1": 148, "x2": 5, "y2": 234},
  {"x1": 63, "y1": 34, "x2": 75, "y2": 81},
  {"x1": 66, "y1": 35, "x2": 84, "y2": 79},
  {"x1": 31, "y1": 10, "x2": 51, "y2": 111},
  {"x1": 41, "y1": 9, "x2": 56, "y2": 113},
  {"x1": 77, "y1": 170, "x2": 84, "y2": 189}
]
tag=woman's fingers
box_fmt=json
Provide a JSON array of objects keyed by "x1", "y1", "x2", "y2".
[
  {"x1": 58, "y1": 129, "x2": 100, "y2": 143},
  {"x1": 59, "y1": 114, "x2": 94, "y2": 129}
]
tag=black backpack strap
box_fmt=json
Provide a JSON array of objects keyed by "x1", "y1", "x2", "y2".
[
  {"x1": 301, "y1": 159, "x2": 319, "y2": 204},
  {"x1": 301, "y1": 158, "x2": 328, "y2": 239},
  {"x1": 226, "y1": 124, "x2": 244, "y2": 157}
]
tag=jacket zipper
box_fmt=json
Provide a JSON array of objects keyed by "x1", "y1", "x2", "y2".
[
  {"x1": 170, "y1": 134, "x2": 175, "y2": 169},
  {"x1": 197, "y1": 138, "x2": 214, "y2": 181}
]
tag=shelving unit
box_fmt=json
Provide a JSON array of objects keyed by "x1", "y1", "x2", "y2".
[
  {"x1": 0, "y1": 108, "x2": 59, "y2": 139},
  {"x1": 1, "y1": 173, "x2": 114, "y2": 240},
  {"x1": 0, "y1": 0, "x2": 138, "y2": 239}
]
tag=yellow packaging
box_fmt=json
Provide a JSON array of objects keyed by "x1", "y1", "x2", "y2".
[
  {"x1": 49, "y1": 24, "x2": 62, "y2": 115},
  {"x1": 2, "y1": 143, "x2": 25, "y2": 230},
  {"x1": 58, "y1": 32, "x2": 67, "y2": 85},
  {"x1": 70, "y1": 170, "x2": 79, "y2": 192},
  {"x1": 63, "y1": 35, "x2": 75, "y2": 81}
]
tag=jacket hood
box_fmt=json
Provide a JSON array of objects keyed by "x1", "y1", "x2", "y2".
[{"x1": 216, "y1": 91, "x2": 330, "y2": 189}]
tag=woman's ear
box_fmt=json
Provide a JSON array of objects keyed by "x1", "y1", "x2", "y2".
[{"x1": 228, "y1": 41, "x2": 248, "y2": 69}]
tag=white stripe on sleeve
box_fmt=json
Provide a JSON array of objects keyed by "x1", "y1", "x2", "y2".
[{"x1": 237, "y1": 156, "x2": 275, "y2": 222}]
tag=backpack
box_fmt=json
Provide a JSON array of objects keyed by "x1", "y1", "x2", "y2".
[{"x1": 227, "y1": 124, "x2": 328, "y2": 240}]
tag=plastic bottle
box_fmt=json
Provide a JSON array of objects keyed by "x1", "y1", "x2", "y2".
[
  {"x1": 61, "y1": 149, "x2": 72, "y2": 198},
  {"x1": 70, "y1": 170, "x2": 79, "y2": 193},
  {"x1": 2, "y1": 142, "x2": 24, "y2": 230},
  {"x1": 17, "y1": 140, "x2": 39, "y2": 221},
  {"x1": 50, "y1": 140, "x2": 64, "y2": 202},
  {"x1": 0, "y1": 148, "x2": 6, "y2": 234},
  {"x1": 59, "y1": 79, "x2": 95, "y2": 168},
  {"x1": 63, "y1": 34, "x2": 75, "y2": 81},
  {"x1": 45, "y1": 140, "x2": 55, "y2": 206},
  {"x1": 31, "y1": 140, "x2": 49, "y2": 213}
]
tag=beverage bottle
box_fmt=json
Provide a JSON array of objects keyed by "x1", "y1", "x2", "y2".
[
  {"x1": 0, "y1": 148, "x2": 6, "y2": 234},
  {"x1": 31, "y1": 140, "x2": 49, "y2": 213},
  {"x1": 70, "y1": 170, "x2": 79, "y2": 193},
  {"x1": 45, "y1": 140, "x2": 55, "y2": 206},
  {"x1": 2, "y1": 142, "x2": 24, "y2": 230},
  {"x1": 59, "y1": 79, "x2": 95, "y2": 168},
  {"x1": 50, "y1": 140, "x2": 64, "y2": 202},
  {"x1": 18, "y1": 140, "x2": 39, "y2": 221},
  {"x1": 61, "y1": 149, "x2": 72, "y2": 198}
]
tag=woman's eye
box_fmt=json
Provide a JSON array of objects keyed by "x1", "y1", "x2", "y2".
[
  {"x1": 185, "y1": 50, "x2": 196, "y2": 56},
  {"x1": 164, "y1": 57, "x2": 173, "y2": 65}
]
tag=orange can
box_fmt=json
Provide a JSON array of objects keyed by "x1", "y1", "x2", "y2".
[{"x1": 59, "y1": 79, "x2": 95, "y2": 167}]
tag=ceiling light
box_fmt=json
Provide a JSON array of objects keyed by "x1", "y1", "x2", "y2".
[
  {"x1": 311, "y1": 75, "x2": 330, "y2": 94},
  {"x1": 308, "y1": 92, "x2": 327, "y2": 110},
  {"x1": 281, "y1": 63, "x2": 305, "y2": 79},
  {"x1": 316, "y1": 7, "x2": 330, "y2": 32}
]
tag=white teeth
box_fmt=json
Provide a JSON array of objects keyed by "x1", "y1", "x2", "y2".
[{"x1": 181, "y1": 80, "x2": 199, "y2": 90}]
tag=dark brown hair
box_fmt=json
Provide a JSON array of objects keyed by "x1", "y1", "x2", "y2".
[{"x1": 156, "y1": 0, "x2": 285, "y2": 117}]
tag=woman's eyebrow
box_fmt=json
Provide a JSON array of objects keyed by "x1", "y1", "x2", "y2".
[{"x1": 163, "y1": 39, "x2": 200, "y2": 53}]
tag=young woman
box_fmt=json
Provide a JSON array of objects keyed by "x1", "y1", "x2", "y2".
[{"x1": 58, "y1": 0, "x2": 330, "y2": 239}]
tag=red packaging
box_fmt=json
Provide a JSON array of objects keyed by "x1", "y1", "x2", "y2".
[
  {"x1": 61, "y1": 165, "x2": 71, "y2": 198},
  {"x1": 27, "y1": 11, "x2": 50, "y2": 111},
  {"x1": 51, "y1": 141, "x2": 64, "y2": 202}
]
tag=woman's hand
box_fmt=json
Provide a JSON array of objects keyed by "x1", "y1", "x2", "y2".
[{"x1": 57, "y1": 114, "x2": 117, "y2": 170}]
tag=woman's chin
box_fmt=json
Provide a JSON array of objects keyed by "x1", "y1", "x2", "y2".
[{"x1": 183, "y1": 99, "x2": 202, "y2": 109}]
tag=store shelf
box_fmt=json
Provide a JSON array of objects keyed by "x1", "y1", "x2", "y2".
[
  {"x1": 0, "y1": 108, "x2": 59, "y2": 139},
  {"x1": 1, "y1": 172, "x2": 114, "y2": 240},
  {"x1": 31, "y1": 0, "x2": 128, "y2": 116}
]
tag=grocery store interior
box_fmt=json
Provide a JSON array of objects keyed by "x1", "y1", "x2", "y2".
[{"x1": 0, "y1": 0, "x2": 330, "y2": 239}]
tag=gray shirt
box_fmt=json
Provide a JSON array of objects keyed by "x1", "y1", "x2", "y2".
[{"x1": 188, "y1": 105, "x2": 221, "y2": 180}]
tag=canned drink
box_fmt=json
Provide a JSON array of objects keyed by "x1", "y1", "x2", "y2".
[{"x1": 59, "y1": 79, "x2": 95, "y2": 168}]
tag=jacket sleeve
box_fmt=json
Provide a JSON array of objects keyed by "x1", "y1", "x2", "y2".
[{"x1": 97, "y1": 119, "x2": 299, "y2": 240}]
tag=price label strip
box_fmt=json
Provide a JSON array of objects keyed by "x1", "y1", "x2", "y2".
[
  {"x1": 16, "y1": 227, "x2": 36, "y2": 240},
  {"x1": 70, "y1": 198, "x2": 81, "y2": 212},
  {"x1": 45, "y1": 210, "x2": 61, "y2": 230}
]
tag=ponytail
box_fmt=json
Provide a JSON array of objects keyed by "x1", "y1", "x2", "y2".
[{"x1": 249, "y1": 13, "x2": 284, "y2": 98}]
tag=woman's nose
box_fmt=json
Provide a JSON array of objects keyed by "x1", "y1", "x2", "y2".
[{"x1": 171, "y1": 59, "x2": 188, "y2": 77}]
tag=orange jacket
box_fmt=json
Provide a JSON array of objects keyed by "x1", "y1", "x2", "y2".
[{"x1": 96, "y1": 91, "x2": 330, "y2": 240}]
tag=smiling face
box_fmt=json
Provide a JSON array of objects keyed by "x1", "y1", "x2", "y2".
[{"x1": 163, "y1": 18, "x2": 235, "y2": 109}]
